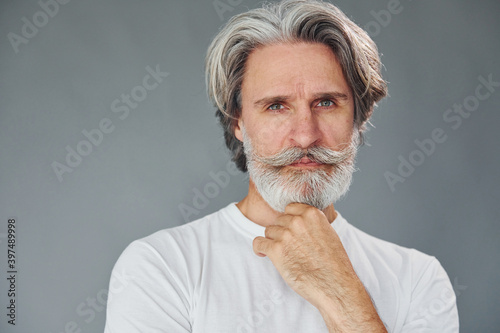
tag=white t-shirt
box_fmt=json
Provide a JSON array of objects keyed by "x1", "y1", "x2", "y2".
[{"x1": 104, "y1": 203, "x2": 459, "y2": 332}]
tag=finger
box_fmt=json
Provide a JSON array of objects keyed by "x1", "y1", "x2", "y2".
[
  {"x1": 284, "y1": 202, "x2": 310, "y2": 215},
  {"x1": 285, "y1": 203, "x2": 327, "y2": 224},
  {"x1": 253, "y1": 236, "x2": 274, "y2": 257},
  {"x1": 264, "y1": 224, "x2": 287, "y2": 240},
  {"x1": 272, "y1": 214, "x2": 294, "y2": 227}
]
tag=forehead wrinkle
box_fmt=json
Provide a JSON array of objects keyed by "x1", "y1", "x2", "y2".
[{"x1": 294, "y1": 82, "x2": 306, "y2": 100}]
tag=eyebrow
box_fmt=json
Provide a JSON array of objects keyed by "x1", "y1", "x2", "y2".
[{"x1": 253, "y1": 91, "x2": 350, "y2": 107}]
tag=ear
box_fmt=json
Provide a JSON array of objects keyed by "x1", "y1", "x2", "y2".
[{"x1": 234, "y1": 117, "x2": 244, "y2": 142}]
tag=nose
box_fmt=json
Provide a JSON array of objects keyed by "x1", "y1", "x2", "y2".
[{"x1": 289, "y1": 105, "x2": 321, "y2": 148}]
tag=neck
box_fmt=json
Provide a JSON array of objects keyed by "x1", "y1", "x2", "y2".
[{"x1": 236, "y1": 178, "x2": 337, "y2": 228}]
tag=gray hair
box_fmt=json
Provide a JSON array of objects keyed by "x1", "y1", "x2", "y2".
[{"x1": 205, "y1": 0, "x2": 388, "y2": 172}]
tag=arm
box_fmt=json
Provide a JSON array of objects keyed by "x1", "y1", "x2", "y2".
[{"x1": 253, "y1": 203, "x2": 387, "y2": 332}]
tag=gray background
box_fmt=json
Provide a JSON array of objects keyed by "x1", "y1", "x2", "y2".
[{"x1": 0, "y1": 0, "x2": 499, "y2": 332}]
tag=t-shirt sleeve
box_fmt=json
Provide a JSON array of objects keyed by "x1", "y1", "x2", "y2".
[
  {"x1": 401, "y1": 256, "x2": 459, "y2": 332},
  {"x1": 104, "y1": 240, "x2": 192, "y2": 333}
]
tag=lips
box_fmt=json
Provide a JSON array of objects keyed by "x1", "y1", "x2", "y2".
[{"x1": 290, "y1": 157, "x2": 322, "y2": 166}]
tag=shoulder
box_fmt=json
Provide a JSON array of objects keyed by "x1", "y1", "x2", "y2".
[
  {"x1": 104, "y1": 209, "x2": 233, "y2": 333},
  {"x1": 112, "y1": 204, "x2": 234, "y2": 278}
]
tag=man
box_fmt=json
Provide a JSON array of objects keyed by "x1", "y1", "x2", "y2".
[{"x1": 105, "y1": 0, "x2": 459, "y2": 332}]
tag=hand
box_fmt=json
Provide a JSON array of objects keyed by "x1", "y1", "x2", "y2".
[{"x1": 253, "y1": 203, "x2": 386, "y2": 332}]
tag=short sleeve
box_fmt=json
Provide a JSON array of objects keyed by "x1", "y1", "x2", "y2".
[
  {"x1": 402, "y1": 257, "x2": 459, "y2": 332},
  {"x1": 104, "y1": 240, "x2": 192, "y2": 333}
]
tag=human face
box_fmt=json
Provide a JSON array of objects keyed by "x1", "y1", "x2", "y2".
[
  {"x1": 235, "y1": 42, "x2": 355, "y2": 162},
  {"x1": 234, "y1": 42, "x2": 357, "y2": 212}
]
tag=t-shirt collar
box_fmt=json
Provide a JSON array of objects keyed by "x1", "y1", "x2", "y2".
[{"x1": 223, "y1": 202, "x2": 346, "y2": 239}]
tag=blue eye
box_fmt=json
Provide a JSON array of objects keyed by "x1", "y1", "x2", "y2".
[
  {"x1": 317, "y1": 100, "x2": 334, "y2": 107},
  {"x1": 268, "y1": 103, "x2": 284, "y2": 111}
]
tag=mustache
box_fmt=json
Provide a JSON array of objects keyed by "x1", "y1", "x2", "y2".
[{"x1": 249, "y1": 142, "x2": 357, "y2": 167}]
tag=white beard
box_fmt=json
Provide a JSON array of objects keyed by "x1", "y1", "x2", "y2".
[{"x1": 242, "y1": 126, "x2": 359, "y2": 213}]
